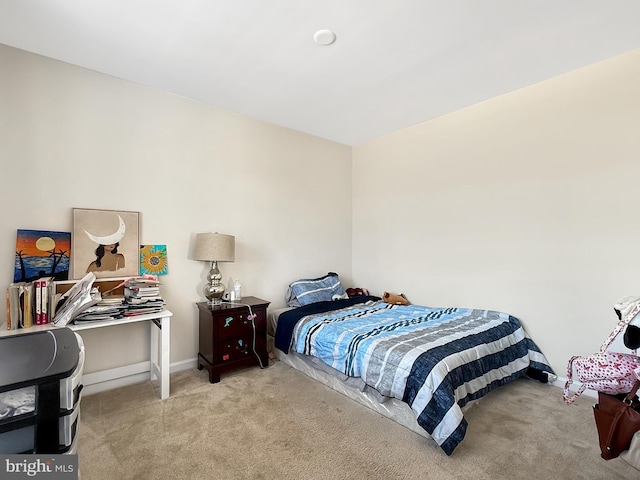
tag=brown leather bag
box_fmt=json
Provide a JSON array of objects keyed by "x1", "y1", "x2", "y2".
[{"x1": 593, "y1": 380, "x2": 640, "y2": 459}]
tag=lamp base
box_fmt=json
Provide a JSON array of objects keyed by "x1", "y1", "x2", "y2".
[{"x1": 203, "y1": 260, "x2": 225, "y2": 305}]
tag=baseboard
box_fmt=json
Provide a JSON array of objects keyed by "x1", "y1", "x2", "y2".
[{"x1": 81, "y1": 357, "x2": 198, "y2": 396}]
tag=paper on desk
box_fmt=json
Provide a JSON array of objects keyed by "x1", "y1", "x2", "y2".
[{"x1": 52, "y1": 272, "x2": 101, "y2": 327}]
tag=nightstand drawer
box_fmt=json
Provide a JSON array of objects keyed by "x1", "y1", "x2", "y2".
[
  {"x1": 215, "y1": 312, "x2": 254, "y2": 340},
  {"x1": 218, "y1": 336, "x2": 253, "y2": 363}
]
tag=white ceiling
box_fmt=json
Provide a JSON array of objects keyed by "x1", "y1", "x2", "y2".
[{"x1": 1, "y1": 1, "x2": 639, "y2": 146}]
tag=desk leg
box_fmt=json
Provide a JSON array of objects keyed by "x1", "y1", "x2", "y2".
[
  {"x1": 150, "y1": 322, "x2": 158, "y2": 383},
  {"x1": 150, "y1": 316, "x2": 171, "y2": 400},
  {"x1": 159, "y1": 316, "x2": 170, "y2": 400}
]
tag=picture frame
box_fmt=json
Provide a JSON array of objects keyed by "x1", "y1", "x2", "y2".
[
  {"x1": 72, "y1": 208, "x2": 140, "y2": 279},
  {"x1": 140, "y1": 244, "x2": 168, "y2": 276},
  {"x1": 14, "y1": 229, "x2": 71, "y2": 282}
]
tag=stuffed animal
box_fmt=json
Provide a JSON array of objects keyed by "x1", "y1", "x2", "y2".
[
  {"x1": 346, "y1": 287, "x2": 369, "y2": 297},
  {"x1": 382, "y1": 292, "x2": 409, "y2": 305}
]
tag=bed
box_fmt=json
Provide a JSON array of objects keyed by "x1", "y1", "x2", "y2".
[{"x1": 271, "y1": 275, "x2": 555, "y2": 455}]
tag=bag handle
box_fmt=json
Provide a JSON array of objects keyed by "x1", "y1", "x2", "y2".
[
  {"x1": 563, "y1": 355, "x2": 587, "y2": 404},
  {"x1": 600, "y1": 302, "x2": 640, "y2": 353},
  {"x1": 624, "y1": 380, "x2": 640, "y2": 404}
]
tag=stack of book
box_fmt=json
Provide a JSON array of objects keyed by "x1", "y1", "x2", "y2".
[
  {"x1": 71, "y1": 275, "x2": 166, "y2": 323},
  {"x1": 5, "y1": 277, "x2": 54, "y2": 329},
  {"x1": 123, "y1": 277, "x2": 165, "y2": 316},
  {"x1": 5, "y1": 274, "x2": 167, "y2": 329}
]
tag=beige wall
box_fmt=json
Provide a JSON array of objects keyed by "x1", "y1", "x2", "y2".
[
  {"x1": 3, "y1": 41, "x2": 639, "y2": 382},
  {"x1": 0, "y1": 44, "x2": 353, "y2": 373},
  {"x1": 352, "y1": 49, "x2": 640, "y2": 376}
]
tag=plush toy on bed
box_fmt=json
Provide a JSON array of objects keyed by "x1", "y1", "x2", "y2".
[
  {"x1": 382, "y1": 292, "x2": 409, "y2": 305},
  {"x1": 346, "y1": 287, "x2": 369, "y2": 297}
]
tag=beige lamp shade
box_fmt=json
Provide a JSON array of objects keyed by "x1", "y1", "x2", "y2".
[{"x1": 194, "y1": 233, "x2": 235, "y2": 262}]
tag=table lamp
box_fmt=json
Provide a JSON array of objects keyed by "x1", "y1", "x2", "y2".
[{"x1": 194, "y1": 232, "x2": 235, "y2": 305}]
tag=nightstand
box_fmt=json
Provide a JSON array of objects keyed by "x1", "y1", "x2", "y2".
[{"x1": 197, "y1": 296, "x2": 270, "y2": 383}]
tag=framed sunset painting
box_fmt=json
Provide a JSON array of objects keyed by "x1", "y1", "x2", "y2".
[{"x1": 14, "y1": 229, "x2": 71, "y2": 282}]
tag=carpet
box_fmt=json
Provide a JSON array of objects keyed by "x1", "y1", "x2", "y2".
[{"x1": 77, "y1": 361, "x2": 640, "y2": 479}]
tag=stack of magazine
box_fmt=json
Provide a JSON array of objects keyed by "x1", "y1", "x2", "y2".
[
  {"x1": 72, "y1": 296, "x2": 128, "y2": 323},
  {"x1": 123, "y1": 277, "x2": 165, "y2": 316},
  {"x1": 52, "y1": 274, "x2": 165, "y2": 326}
]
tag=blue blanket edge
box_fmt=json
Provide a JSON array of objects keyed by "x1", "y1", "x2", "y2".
[{"x1": 274, "y1": 296, "x2": 381, "y2": 353}]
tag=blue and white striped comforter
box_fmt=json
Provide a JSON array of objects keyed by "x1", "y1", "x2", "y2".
[{"x1": 291, "y1": 300, "x2": 553, "y2": 455}]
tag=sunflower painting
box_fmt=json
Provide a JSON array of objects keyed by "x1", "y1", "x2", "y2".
[{"x1": 140, "y1": 245, "x2": 168, "y2": 275}]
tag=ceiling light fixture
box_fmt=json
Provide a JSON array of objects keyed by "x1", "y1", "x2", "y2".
[{"x1": 314, "y1": 29, "x2": 336, "y2": 46}]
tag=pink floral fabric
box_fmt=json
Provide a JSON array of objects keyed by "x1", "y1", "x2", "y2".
[
  {"x1": 564, "y1": 351, "x2": 640, "y2": 404},
  {"x1": 563, "y1": 301, "x2": 640, "y2": 405}
]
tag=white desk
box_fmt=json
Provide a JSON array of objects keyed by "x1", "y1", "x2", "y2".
[
  {"x1": 1, "y1": 309, "x2": 172, "y2": 400},
  {"x1": 69, "y1": 309, "x2": 172, "y2": 400}
]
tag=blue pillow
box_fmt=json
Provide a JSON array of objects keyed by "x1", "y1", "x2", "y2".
[{"x1": 286, "y1": 272, "x2": 348, "y2": 307}]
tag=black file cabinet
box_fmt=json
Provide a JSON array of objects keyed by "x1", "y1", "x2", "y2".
[{"x1": 0, "y1": 328, "x2": 84, "y2": 454}]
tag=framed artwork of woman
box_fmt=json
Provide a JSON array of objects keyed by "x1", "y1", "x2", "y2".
[{"x1": 72, "y1": 208, "x2": 140, "y2": 279}]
